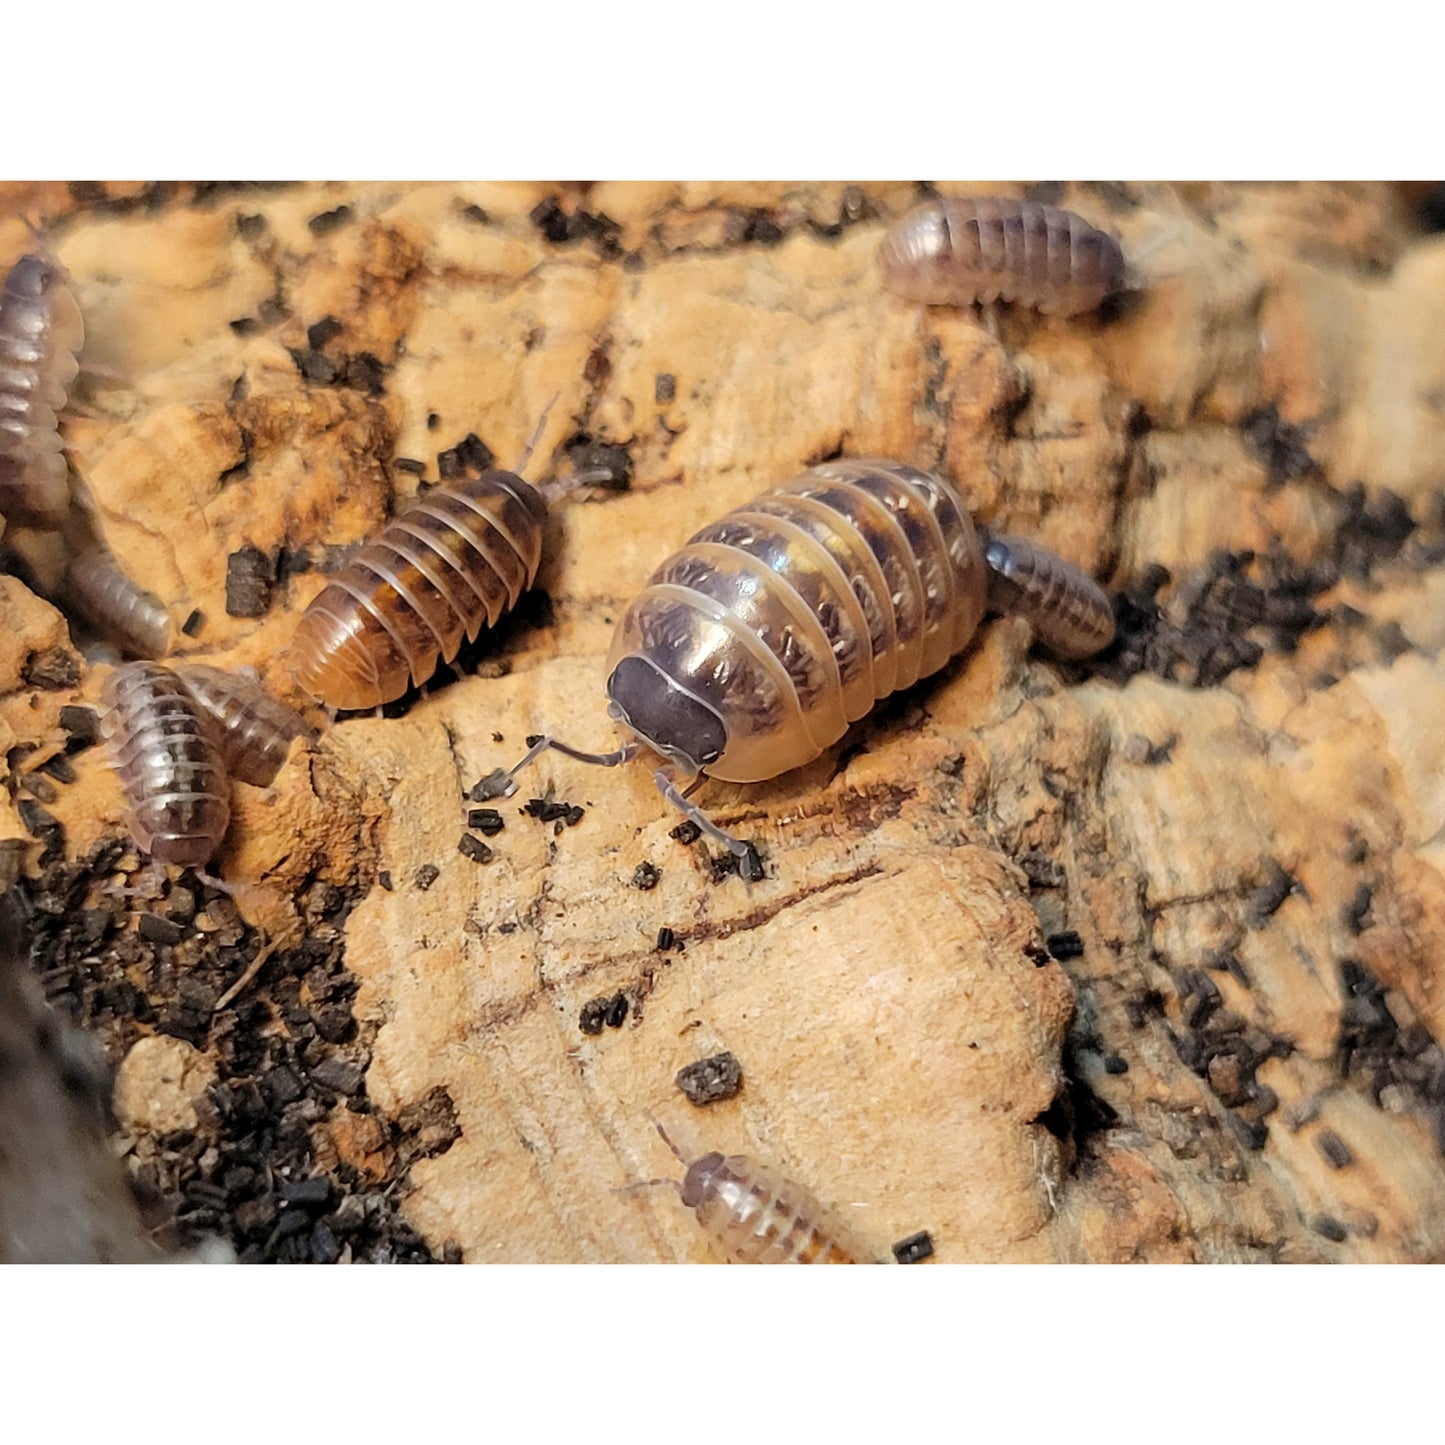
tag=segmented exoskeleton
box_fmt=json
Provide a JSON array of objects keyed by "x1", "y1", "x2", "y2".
[{"x1": 175, "y1": 664, "x2": 315, "y2": 787}]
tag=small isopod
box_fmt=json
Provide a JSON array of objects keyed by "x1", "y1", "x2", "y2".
[
  {"x1": 286, "y1": 418, "x2": 556, "y2": 711},
  {"x1": 62, "y1": 538, "x2": 177, "y2": 659},
  {"x1": 101, "y1": 662, "x2": 230, "y2": 868},
  {"x1": 878, "y1": 196, "x2": 1126, "y2": 316},
  {"x1": 980, "y1": 531, "x2": 1116, "y2": 659},
  {"x1": 174, "y1": 664, "x2": 315, "y2": 787},
  {"x1": 0, "y1": 250, "x2": 84, "y2": 530},
  {"x1": 643, "y1": 1123, "x2": 880, "y2": 1264}
]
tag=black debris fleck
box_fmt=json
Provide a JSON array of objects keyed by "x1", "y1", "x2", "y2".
[
  {"x1": 892, "y1": 1230, "x2": 935, "y2": 1265},
  {"x1": 427, "y1": 412, "x2": 441, "y2": 431},
  {"x1": 393, "y1": 456, "x2": 426, "y2": 476},
  {"x1": 414, "y1": 864, "x2": 440, "y2": 891},
  {"x1": 738, "y1": 843, "x2": 765, "y2": 883},
  {"x1": 524, "y1": 798, "x2": 584, "y2": 827},
  {"x1": 725, "y1": 208, "x2": 783, "y2": 246},
  {"x1": 289, "y1": 346, "x2": 338, "y2": 385},
  {"x1": 59, "y1": 705, "x2": 100, "y2": 751},
  {"x1": 138, "y1": 914, "x2": 184, "y2": 946},
  {"x1": 669, "y1": 820, "x2": 702, "y2": 846},
  {"x1": 396, "y1": 1087, "x2": 463, "y2": 1162},
  {"x1": 1246, "y1": 860, "x2": 1298, "y2": 927},
  {"x1": 19, "y1": 773, "x2": 56, "y2": 803},
  {"x1": 236, "y1": 212, "x2": 267, "y2": 239},
  {"x1": 527, "y1": 194, "x2": 622, "y2": 256},
  {"x1": 655, "y1": 926, "x2": 677, "y2": 952},
  {"x1": 437, "y1": 433, "x2": 495, "y2": 481},
  {"x1": 39, "y1": 753, "x2": 76, "y2": 784},
  {"x1": 24, "y1": 646, "x2": 80, "y2": 691},
  {"x1": 1317, "y1": 1130, "x2": 1353, "y2": 1169},
  {"x1": 377, "y1": 871, "x2": 392, "y2": 891},
  {"x1": 1019, "y1": 852, "x2": 1065, "y2": 889},
  {"x1": 225, "y1": 545, "x2": 276, "y2": 618},
  {"x1": 631, "y1": 861, "x2": 660, "y2": 890},
  {"x1": 654, "y1": 373, "x2": 676, "y2": 404},
  {"x1": 442, "y1": 1240, "x2": 465, "y2": 1263},
  {"x1": 308, "y1": 205, "x2": 353, "y2": 235},
  {"x1": 181, "y1": 609, "x2": 204, "y2": 638},
  {"x1": 469, "y1": 771, "x2": 512, "y2": 803},
  {"x1": 460, "y1": 204, "x2": 488, "y2": 225},
  {"x1": 567, "y1": 436, "x2": 633, "y2": 492},
  {"x1": 1242, "y1": 405, "x2": 1318, "y2": 486},
  {"x1": 467, "y1": 808, "x2": 504, "y2": 836},
  {"x1": 1046, "y1": 930, "x2": 1085, "y2": 961},
  {"x1": 604, "y1": 992, "x2": 629, "y2": 1029},
  {"x1": 309, "y1": 1058, "x2": 365, "y2": 1096},
  {"x1": 307, "y1": 316, "x2": 344, "y2": 349},
  {"x1": 579, "y1": 997, "x2": 610, "y2": 1035},
  {"x1": 16, "y1": 799, "x2": 64, "y2": 864},
  {"x1": 675, "y1": 1051, "x2": 743, "y2": 1106},
  {"x1": 1103, "y1": 1054, "x2": 1129, "y2": 1075},
  {"x1": 1311, "y1": 1214, "x2": 1348, "y2": 1243},
  {"x1": 457, "y1": 834, "x2": 494, "y2": 864}
]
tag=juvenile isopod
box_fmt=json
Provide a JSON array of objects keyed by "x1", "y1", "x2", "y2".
[
  {"x1": 878, "y1": 196, "x2": 1127, "y2": 316},
  {"x1": 640, "y1": 1123, "x2": 880, "y2": 1264},
  {"x1": 0, "y1": 250, "x2": 84, "y2": 530},
  {"x1": 980, "y1": 531, "x2": 1116, "y2": 659},
  {"x1": 174, "y1": 664, "x2": 315, "y2": 787},
  {"x1": 62, "y1": 538, "x2": 177, "y2": 659},
  {"x1": 285, "y1": 418, "x2": 556, "y2": 711},
  {"x1": 101, "y1": 662, "x2": 230, "y2": 868}
]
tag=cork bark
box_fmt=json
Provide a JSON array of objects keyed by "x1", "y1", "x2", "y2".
[{"x1": 2, "y1": 181, "x2": 1442, "y2": 1262}]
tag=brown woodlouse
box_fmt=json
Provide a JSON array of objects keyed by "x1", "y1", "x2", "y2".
[
  {"x1": 981, "y1": 531, "x2": 1116, "y2": 659},
  {"x1": 101, "y1": 662, "x2": 230, "y2": 868},
  {"x1": 486, "y1": 458, "x2": 1117, "y2": 858},
  {"x1": 644, "y1": 1123, "x2": 879, "y2": 1264},
  {"x1": 175, "y1": 664, "x2": 315, "y2": 788},
  {"x1": 286, "y1": 465, "x2": 546, "y2": 712},
  {"x1": 877, "y1": 196, "x2": 1126, "y2": 316},
  {"x1": 62, "y1": 538, "x2": 176, "y2": 659},
  {"x1": 0, "y1": 250, "x2": 84, "y2": 530}
]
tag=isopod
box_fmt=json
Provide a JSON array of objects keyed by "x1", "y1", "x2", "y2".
[
  {"x1": 62, "y1": 538, "x2": 176, "y2": 659},
  {"x1": 980, "y1": 531, "x2": 1116, "y2": 659},
  {"x1": 643, "y1": 1122, "x2": 879, "y2": 1264},
  {"x1": 174, "y1": 664, "x2": 315, "y2": 787},
  {"x1": 878, "y1": 196, "x2": 1126, "y2": 316},
  {"x1": 286, "y1": 426, "x2": 554, "y2": 710},
  {"x1": 485, "y1": 457, "x2": 990, "y2": 858},
  {"x1": 0, "y1": 250, "x2": 84, "y2": 530},
  {"x1": 101, "y1": 662, "x2": 230, "y2": 868}
]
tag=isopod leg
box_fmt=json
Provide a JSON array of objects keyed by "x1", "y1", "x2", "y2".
[
  {"x1": 473, "y1": 734, "x2": 641, "y2": 801},
  {"x1": 654, "y1": 770, "x2": 763, "y2": 880}
]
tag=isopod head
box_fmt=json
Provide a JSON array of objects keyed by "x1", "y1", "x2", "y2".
[
  {"x1": 677, "y1": 1151, "x2": 728, "y2": 1210},
  {"x1": 605, "y1": 655, "x2": 727, "y2": 777},
  {"x1": 6, "y1": 255, "x2": 83, "y2": 346}
]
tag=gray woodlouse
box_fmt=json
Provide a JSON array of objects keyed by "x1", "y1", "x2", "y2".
[
  {"x1": 62, "y1": 538, "x2": 177, "y2": 659},
  {"x1": 174, "y1": 664, "x2": 315, "y2": 788},
  {"x1": 981, "y1": 531, "x2": 1116, "y2": 658},
  {"x1": 0, "y1": 250, "x2": 84, "y2": 530},
  {"x1": 877, "y1": 197, "x2": 1126, "y2": 316},
  {"x1": 286, "y1": 413, "x2": 558, "y2": 711},
  {"x1": 646, "y1": 1123, "x2": 880, "y2": 1264},
  {"x1": 101, "y1": 662, "x2": 230, "y2": 868}
]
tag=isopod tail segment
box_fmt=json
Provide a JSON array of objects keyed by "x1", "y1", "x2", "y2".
[{"x1": 479, "y1": 733, "x2": 763, "y2": 878}]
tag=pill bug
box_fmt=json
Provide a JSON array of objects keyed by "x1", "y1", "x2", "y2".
[
  {"x1": 286, "y1": 466, "x2": 547, "y2": 712},
  {"x1": 0, "y1": 251, "x2": 84, "y2": 530},
  {"x1": 877, "y1": 196, "x2": 1126, "y2": 316},
  {"x1": 101, "y1": 662, "x2": 230, "y2": 868},
  {"x1": 62, "y1": 539, "x2": 176, "y2": 659},
  {"x1": 981, "y1": 531, "x2": 1116, "y2": 659},
  {"x1": 174, "y1": 664, "x2": 315, "y2": 787},
  {"x1": 645, "y1": 1122, "x2": 879, "y2": 1264}
]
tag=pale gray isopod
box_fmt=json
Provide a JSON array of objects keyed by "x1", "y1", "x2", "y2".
[{"x1": 981, "y1": 531, "x2": 1116, "y2": 658}]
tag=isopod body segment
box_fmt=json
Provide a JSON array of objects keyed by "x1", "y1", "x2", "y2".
[
  {"x1": 604, "y1": 458, "x2": 989, "y2": 783},
  {"x1": 101, "y1": 662, "x2": 230, "y2": 868},
  {"x1": 286, "y1": 469, "x2": 547, "y2": 711},
  {"x1": 981, "y1": 531, "x2": 1117, "y2": 659},
  {"x1": 0, "y1": 253, "x2": 84, "y2": 529},
  {"x1": 63, "y1": 541, "x2": 176, "y2": 659},
  {"x1": 878, "y1": 197, "x2": 1126, "y2": 316},
  {"x1": 175, "y1": 664, "x2": 315, "y2": 787}
]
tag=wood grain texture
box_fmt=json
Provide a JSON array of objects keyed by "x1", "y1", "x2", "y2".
[{"x1": 1, "y1": 181, "x2": 1443, "y2": 1261}]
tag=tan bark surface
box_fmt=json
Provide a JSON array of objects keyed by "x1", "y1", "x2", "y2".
[{"x1": 2, "y1": 182, "x2": 1442, "y2": 1262}]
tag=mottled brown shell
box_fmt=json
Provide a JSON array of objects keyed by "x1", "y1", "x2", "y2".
[
  {"x1": 63, "y1": 543, "x2": 176, "y2": 659},
  {"x1": 982, "y1": 531, "x2": 1116, "y2": 659},
  {"x1": 0, "y1": 253, "x2": 84, "y2": 529},
  {"x1": 175, "y1": 664, "x2": 315, "y2": 787},
  {"x1": 101, "y1": 662, "x2": 230, "y2": 868},
  {"x1": 678, "y1": 1151, "x2": 879, "y2": 1264},
  {"x1": 606, "y1": 459, "x2": 988, "y2": 783},
  {"x1": 878, "y1": 197, "x2": 1126, "y2": 316},
  {"x1": 287, "y1": 470, "x2": 546, "y2": 711}
]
